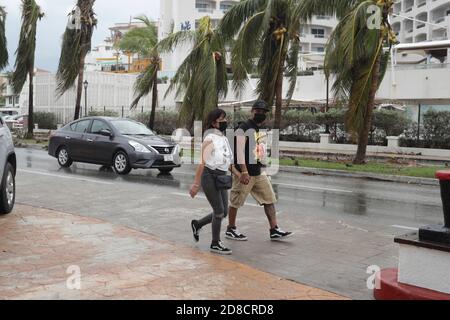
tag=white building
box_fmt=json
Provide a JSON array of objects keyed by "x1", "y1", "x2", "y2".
[
  {"x1": 85, "y1": 21, "x2": 152, "y2": 72},
  {"x1": 158, "y1": 0, "x2": 338, "y2": 75},
  {"x1": 391, "y1": 0, "x2": 450, "y2": 43}
]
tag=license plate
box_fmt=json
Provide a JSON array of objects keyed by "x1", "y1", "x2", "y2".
[{"x1": 164, "y1": 155, "x2": 174, "y2": 162}]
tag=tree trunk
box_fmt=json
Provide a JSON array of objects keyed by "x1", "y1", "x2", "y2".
[
  {"x1": 149, "y1": 70, "x2": 158, "y2": 129},
  {"x1": 74, "y1": 57, "x2": 85, "y2": 120},
  {"x1": 274, "y1": 63, "x2": 284, "y2": 130},
  {"x1": 27, "y1": 69, "x2": 34, "y2": 138},
  {"x1": 353, "y1": 53, "x2": 382, "y2": 165}
]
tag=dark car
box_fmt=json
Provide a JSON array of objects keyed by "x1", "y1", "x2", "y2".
[{"x1": 48, "y1": 117, "x2": 181, "y2": 174}]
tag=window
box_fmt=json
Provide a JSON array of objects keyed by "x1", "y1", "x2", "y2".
[
  {"x1": 91, "y1": 120, "x2": 111, "y2": 134},
  {"x1": 71, "y1": 120, "x2": 91, "y2": 133},
  {"x1": 315, "y1": 47, "x2": 325, "y2": 52},
  {"x1": 311, "y1": 28, "x2": 325, "y2": 38}
]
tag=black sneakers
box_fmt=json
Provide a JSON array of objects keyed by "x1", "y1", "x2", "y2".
[
  {"x1": 270, "y1": 226, "x2": 293, "y2": 241},
  {"x1": 210, "y1": 241, "x2": 232, "y2": 255},
  {"x1": 191, "y1": 220, "x2": 199, "y2": 242},
  {"x1": 225, "y1": 226, "x2": 248, "y2": 241}
]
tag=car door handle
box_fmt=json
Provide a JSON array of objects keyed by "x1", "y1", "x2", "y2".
[
  {"x1": 65, "y1": 136, "x2": 71, "y2": 140},
  {"x1": 87, "y1": 138, "x2": 93, "y2": 142}
]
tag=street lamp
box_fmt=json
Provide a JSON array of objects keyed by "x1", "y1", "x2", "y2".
[{"x1": 83, "y1": 80, "x2": 89, "y2": 118}]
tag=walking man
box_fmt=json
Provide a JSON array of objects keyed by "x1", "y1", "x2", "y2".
[{"x1": 226, "y1": 100, "x2": 293, "y2": 241}]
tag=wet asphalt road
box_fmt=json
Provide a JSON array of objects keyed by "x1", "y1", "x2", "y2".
[{"x1": 12, "y1": 147, "x2": 443, "y2": 299}]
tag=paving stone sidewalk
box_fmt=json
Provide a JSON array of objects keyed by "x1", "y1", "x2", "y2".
[{"x1": 0, "y1": 205, "x2": 347, "y2": 300}]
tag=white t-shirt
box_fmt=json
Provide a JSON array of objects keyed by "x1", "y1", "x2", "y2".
[{"x1": 203, "y1": 133, "x2": 233, "y2": 172}]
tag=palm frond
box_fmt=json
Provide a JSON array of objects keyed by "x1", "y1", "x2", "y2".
[
  {"x1": 154, "y1": 16, "x2": 228, "y2": 126},
  {"x1": 218, "y1": 0, "x2": 268, "y2": 40},
  {"x1": 156, "y1": 29, "x2": 197, "y2": 54},
  {"x1": 131, "y1": 61, "x2": 158, "y2": 109},
  {"x1": 231, "y1": 11, "x2": 265, "y2": 94},
  {"x1": 0, "y1": 6, "x2": 8, "y2": 70},
  {"x1": 285, "y1": 33, "x2": 300, "y2": 105},
  {"x1": 56, "y1": 0, "x2": 96, "y2": 96},
  {"x1": 12, "y1": 0, "x2": 44, "y2": 94}
]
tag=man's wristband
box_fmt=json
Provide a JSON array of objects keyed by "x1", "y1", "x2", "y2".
[{"x1": 241, "y1": 171, "x2": 249, "y2": 175}]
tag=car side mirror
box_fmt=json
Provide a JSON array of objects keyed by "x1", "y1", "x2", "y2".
[{"x1": 99, "y1": 129, "x2": 112, "y2": 137}]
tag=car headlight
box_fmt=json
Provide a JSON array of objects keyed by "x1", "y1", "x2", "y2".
[
  {"x1": 173, "y1": 144, "x2": 180, "y2": 154},
  {"x1": 129, "y1": 140, "x2": 151, "y2": 153}
]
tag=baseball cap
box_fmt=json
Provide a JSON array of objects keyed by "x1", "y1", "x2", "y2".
[{"x1": 252, "y1": 100, "x2": 271, "y2": 112}]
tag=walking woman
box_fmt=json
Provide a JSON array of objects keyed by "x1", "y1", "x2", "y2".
[{"x1": 189, "y1": 109, "x2": 238, "y2": 255}]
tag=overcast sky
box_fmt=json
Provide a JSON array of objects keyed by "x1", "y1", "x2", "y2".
[{"x1": 3, "y1": 0, "x2": 160, "y2": 72}]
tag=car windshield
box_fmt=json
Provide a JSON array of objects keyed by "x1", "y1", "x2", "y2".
[{"x1": 111, "y1": 120, "x2": 155, "y2": 136}]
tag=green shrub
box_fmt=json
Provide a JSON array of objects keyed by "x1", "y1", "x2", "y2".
[
  {"x1": 33, "y1": 112, "x2": 57, "y2": 129},
  {"x1": 88, "y1": 110, "x2": 119, "y2": 117},
  {"x1": 131, "y1": 111, "x2": 179, "y2": 135},
  {"x1": 372, "y1": 109, "x2": 411, "y2": 137}
]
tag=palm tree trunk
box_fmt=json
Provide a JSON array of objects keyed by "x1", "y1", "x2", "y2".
[
  {"x1": 274, "y1": 62, "x2": 284, "y2": 130},
  {"x1": 148, "y1": 70, "x2": 158, "y2": 129},
  {"x1": 74, "y1": 57, "x2": 85, "y2": 120},
  {"x1": 353, "y1": 53, "x2": 382, "y2": 165},
  {"x1": 27, "y1": 68, "x2": 34, "y2": 138}
]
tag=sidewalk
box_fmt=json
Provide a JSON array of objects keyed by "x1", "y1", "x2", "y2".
[{"x1": 0, "y1": 205, "x2": 347, "y2": 300}]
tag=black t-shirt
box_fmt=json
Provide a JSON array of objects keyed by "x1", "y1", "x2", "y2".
[{"x1": 234, "y1": 119, "x2": 266, "y2": 177}]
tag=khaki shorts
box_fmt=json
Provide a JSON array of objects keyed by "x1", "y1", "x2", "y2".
[{"x1": 230, "y1": 173, "x2": 277, "y2": 209}]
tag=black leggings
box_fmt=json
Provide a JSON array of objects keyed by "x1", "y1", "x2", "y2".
[{"x1": 197, "y1": 167, "x2": 229, "y2": 243}]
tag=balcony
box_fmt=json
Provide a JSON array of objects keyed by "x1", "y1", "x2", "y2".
[
  {"x1": 220, "y1": 1, "x2": 238, "y2": 13},
  {"x1": 195, "y1": 0, "x2": 216, "y2": 14},
  {"x1": 417, "y1": 0, "x2": 427, "y2": 8},
  {"x1": 404, "y1": 0, "x2": 414, "y2": 12}
]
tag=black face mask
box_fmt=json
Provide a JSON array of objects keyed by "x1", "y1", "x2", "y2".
[
  {"x1": 218, "y1": 121, "x2": 228, "y2": 132},
  {"x1": 253, "y1": 113, "x2": 266, "y2": 124}
]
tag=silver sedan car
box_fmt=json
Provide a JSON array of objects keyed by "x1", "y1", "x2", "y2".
[{"x1": 0, "y1": 116, "x2": 16, "y2": 214}]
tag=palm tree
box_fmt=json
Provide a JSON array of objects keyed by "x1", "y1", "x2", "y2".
[
  {"x1": 299, "y1": 0, "x2": 395, "y2": 164},
  {"x1": 120, "y1": 16, "x2": 159, "y2": 129},
  {"x1": 149, "y1": 16, "x2": 228, "y2": 130},
  {"x1": 11, "y1": 0, "x2": 44, "y2": 138},
  {"x1": 56, "y1": 0, "x2": 97, "y2": 120},
  {"x1": 0, "y1": 6, "x2": 8, "y2": 70},
  {"x1": 219, "y1": 0, "x2": 303, "y2": 129}
]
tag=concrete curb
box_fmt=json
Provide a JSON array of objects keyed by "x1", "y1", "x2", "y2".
[{"x1": 278, "y1": 165, "x2": 439, "y2": 186}]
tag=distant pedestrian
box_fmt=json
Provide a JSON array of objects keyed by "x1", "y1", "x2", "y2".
[
  {"x1": 189, "y1": 109, "x2": 241, "y2": 255},
  {"x1": 226, "y1": 100, "x2": 293, "y2": 241}
]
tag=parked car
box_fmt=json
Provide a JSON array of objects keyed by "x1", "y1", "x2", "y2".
[
  {"x1": 48, "y1": 117, "x2": 182, "y2": 174},
  {"x1": 0, "y1": 116, "x2": 16, "y2": 214},
  {"x1": 4, "y1": 114, "x2": 27, "y2": 130}
]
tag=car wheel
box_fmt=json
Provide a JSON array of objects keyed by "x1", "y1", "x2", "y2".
[
  {"x1": 0, "y1": 163, "x2": 15, "y2": 215},
  {"x1": 57, "y1": 146, "x2": 73, "y2": 167},
  {"x1": 158, "y1": 168, "x2": 174, "y2": 174},
  {"x1": 113, "y1": 151, "x2": 132, "y2": 175}
]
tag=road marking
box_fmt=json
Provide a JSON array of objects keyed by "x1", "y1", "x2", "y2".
[
  {"x1": 274, "y1": 182, "x2": 353, "y2": 194},
  {"x1": 171, "y1": 192, "x2": 261, "y2": 207},
  {"x1": 390, "y1": 225, "x2": 419, "y2": 231},
  {"x1": 18, "y1": 169, "x2": 114, "y2": 185}
]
